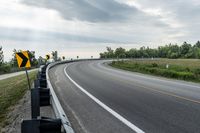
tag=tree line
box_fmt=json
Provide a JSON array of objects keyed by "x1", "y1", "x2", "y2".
[
  {"x1": 100, "y1": 41, "x2": 200, "y2": 59},
  {"x1": 0, "y1": 48, "x2": 42, "y2": 74},
  {"x1": 0, "y1": 46, "x2": 64, "y2": 74}
]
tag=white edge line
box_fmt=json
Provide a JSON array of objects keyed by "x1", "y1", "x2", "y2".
[{"x1": 64, "y1": 65, "x2": 145, "y2": 133}]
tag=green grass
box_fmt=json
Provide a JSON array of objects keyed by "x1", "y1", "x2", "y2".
[
  {"x1": 110, "y1": 59, "x2": 200, "y2": 82},
  {"x1": 0, "y1": 71, "x2": 37, "y2": 130}
]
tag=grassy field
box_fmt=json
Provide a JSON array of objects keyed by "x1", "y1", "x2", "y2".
[
  {"x1": 0, "y1": 71, "x2": 37, "y2": 130},
  {"x1": 110, "y1": 59, "x2": 200, "y2": 82}
]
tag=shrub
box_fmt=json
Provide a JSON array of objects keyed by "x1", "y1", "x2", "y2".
[
  {"x1": 194, "y1": 68, "x2": 200, "y2": 77},
  {"x1": 185, "y1": 67, "x2": 190, "y2": 72},
  {"x1": 178, "y1": 72, "x2": 195, "y2": 80},
  {"x1": 152, "y1": 63, "x2": 158, "y2": 67},
  {"x1": 112, "y1": 61, "x2": 116, "y2": 65},
  {"x1": 110, "y1": 60, "x2": 199, "y2": 82},
  {"x1": 0, "y1": 64, "x2": 11, "y2": 74}
]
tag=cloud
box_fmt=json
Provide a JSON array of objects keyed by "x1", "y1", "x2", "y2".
[
  {"x1": 0, "y1": 27, "x2": 120, "y2": 43},
  {"x1": 1, "y1": 0, "x2": 200, "y2": 61},
  {"x1": 21, "y1": 0, "x2": 190, "y2": 43},
  {"x1": 21, "y1": 0, "x2": 178, "y2": 43},
  {"x1": 22, "y1": 0, "x2": 141, "y2": 22}
]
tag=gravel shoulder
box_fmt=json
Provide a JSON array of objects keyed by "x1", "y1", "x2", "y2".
[{"x1": 1, "y1": 90, "x2": 55, "y2": 133}]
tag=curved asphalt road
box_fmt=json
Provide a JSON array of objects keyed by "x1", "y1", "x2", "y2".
[{"x1": 49, "y1": 60, "x2": 200, "y2": 133}]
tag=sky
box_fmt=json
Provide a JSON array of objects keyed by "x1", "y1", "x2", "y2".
[{"x1": 1, "y1": 0, "x2": 200, "y2": 61}]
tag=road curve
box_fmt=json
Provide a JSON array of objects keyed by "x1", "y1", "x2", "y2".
[{"x1": 48, "y1": 60, "x2": 200, "y2": 133}]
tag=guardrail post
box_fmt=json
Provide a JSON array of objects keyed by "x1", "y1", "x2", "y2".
[
  {"x1": 39, "y1": 79, "x2": 47, "y2": 88},
  {"x1": 34, "y1": 80, "x2": 39, "y2": 88},
  {"x1": 22, "y1": 63, "x2": 74, "y2": 133},
  {"x1": 21, "y1": 119, "x2": 40, "y2": 133},
  {"x1": 37, "y1": 73, "x2": 46, "y2": 80},
  {"x1": 40, "y1": 118, "x2": 62, "y2": 133},
  {"x1": 31, "y1": 88, "x2": 40, "y2": 119},
  {"x1": 40, "y1": 88, "x2": 50, "y2": 106},
  {"x1": 21, "y1": 118, "x2": 61, "y2": 133},
  {"x1": 34, "y1": 79, "x2": 47, "y2": 88}
]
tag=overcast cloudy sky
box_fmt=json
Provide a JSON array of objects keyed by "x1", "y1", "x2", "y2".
[{"x1": 1, "y1": 0, "x2": 200, "y2": 61}]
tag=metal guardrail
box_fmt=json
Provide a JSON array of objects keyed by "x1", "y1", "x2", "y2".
[
  {"x1": 46, "y1": 61, "x2": 74, "y2": 133},
  {"x1": 22, "y1": 58, "x2": 136, "y2": 133}
]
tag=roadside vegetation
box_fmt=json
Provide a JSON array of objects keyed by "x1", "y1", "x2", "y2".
[
  {"x1": 0, "y1": 71, "x2": 37, "y2": 130},
  {"x1": 0, "y1": 45, "x2": 64, "y2": 75},
  {"x1": 110, "y1": 59, "x2": 200, "y2": 82},
  {"x1": 0, "y1": 47, "x2": 41, "y2": 75},
  {"x1": 100, "y1": 41, "x2": 200, "y2": 59},
  {"x1": 100, "y1": 41, "x2": 200, "y2": 82}
]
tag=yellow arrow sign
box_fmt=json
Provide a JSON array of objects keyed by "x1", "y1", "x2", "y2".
[
  {"x1": 16, "y1": 51, "x2": 31, "y2": 68},
  {"x1": 46, "y1": 54, "x2": 50, "y2": 60}
]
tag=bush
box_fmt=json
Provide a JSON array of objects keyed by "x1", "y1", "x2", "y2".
[
  {"x1": 194, "y1": 68, "x2": 200, "y2": 77},
  {"x1": 178, "y1": 72, "x2": 195, "y2": 80},
  {"x1": 147, "y1": 68, "x2": 195, "y2": 80},
  {"x1": 146, "y1": 68, "x2": 158, "y2": 73},
  {"x1": 110, "y1": 60, "x2": 199, "y2": 82},
  {"x1": 112, "y1": 61, "x2": 116, "y2": 65},
  {"x1": 152, "y1": 63, "x2": 158, "y2": 67},
  {"x1": 185, "y1": 67, "x2": 190, "y2": 72},
  {"x1": 0, "y1": 64, "x2": 11, "y2": 74}
]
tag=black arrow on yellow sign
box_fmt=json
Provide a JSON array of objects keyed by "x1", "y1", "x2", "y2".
[
  {"x1": 46, "y1": 54, "x2": 50, "y2": 60},
  {"x1": 16, "y1": 51, "x2": 31, "y2": 68},
  {"x1": 17, "y1": 53, "x2": 28, "y2": 67},
  {"x1": 15, "y1": 51, "x2": 31, "y2": 90}
]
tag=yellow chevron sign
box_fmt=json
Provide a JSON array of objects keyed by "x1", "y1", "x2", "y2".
[
  {"x1": 16, "y1": 51, "x2": 31, "y2": 68},
  {"x1": 46, "y1": 54, "x2": 50, "y2": 60}
]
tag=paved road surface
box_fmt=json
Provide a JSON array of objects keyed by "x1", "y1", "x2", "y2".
[
  {"x1": 48, "y1": 60, "x2": 200, "y2": 133},
  {"x1": 0, "y1": 69, "x2": 38, "y2": 80}
]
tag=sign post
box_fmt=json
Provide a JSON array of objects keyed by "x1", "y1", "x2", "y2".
[
  {"x1": 16, "y1": 51, "x2": 31, "y2": 90},
  {"x1": 25, "y1": 69, "x2": 31, "y2": 90}
]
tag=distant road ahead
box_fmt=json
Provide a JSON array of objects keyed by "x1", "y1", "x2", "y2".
[
  {"x1": 0, "y1": 69, "x2": 37, "y2": 80},
  {"x1": 49, "y1": 60, "x2": 200, "y2": 133}
]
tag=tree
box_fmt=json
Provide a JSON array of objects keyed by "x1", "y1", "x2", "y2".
[
  {"x1": 167, "y1": 44, "x2": 180, "y2": 59},
  {"x1": 100, "y1": 53, "x2": 106, "y2": 58},
  {"x1": 145, "y1": 47, "x2": 157, "y2": 58},
  {"x1": 99, "y1": 47, "x2": 115, "y2": 58},
  {"x1": 195, "y1": 41, "x2": 200, "y2": 48},
  {"x1": 126, "y1": 48, "x2": 138, "y2": 58},
  {"x1": 158, "y1": 46, "x2": 169, "y2": 58},
  {"x1": 193, "y1": 47, "x2": 200, "y2": 59},
  {"x1": 11, "y1": 49, "x2": 38, "y2": 67},
  {"x1": 139, "y1": 46, "x2": 149, "y2": 58},
  {"x1": 52, "y1": 51, "x2": 58, "y2": 61},
  {"x1": 100, "y1": 41, "x2": 200, "y2": 59},
  {"x1": 106, "y1": 47, "x2": 114, "y2": 58},
  {"x1": 27, "y1": 50, "x2": 38, "y2": 66},
  {"x1": 115, "y1": 47, "x2": 126, "y2": 58},
  {"x1": 38, "y1": 56, "x2": 46, "y2": 66},
  {"x1": 11, "y1": 49, "x2": 18, "y2": 67},
  {"x1": 0, "y1": 46, "x2": 3, "y2": 65},
  {"x1": 180, "y1": 42, "x2": 192, "y2": 57}
]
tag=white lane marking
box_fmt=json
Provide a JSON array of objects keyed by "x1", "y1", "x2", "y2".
[{"x1": 64, "y1": 65, "x2": 145, "y2": 133}]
